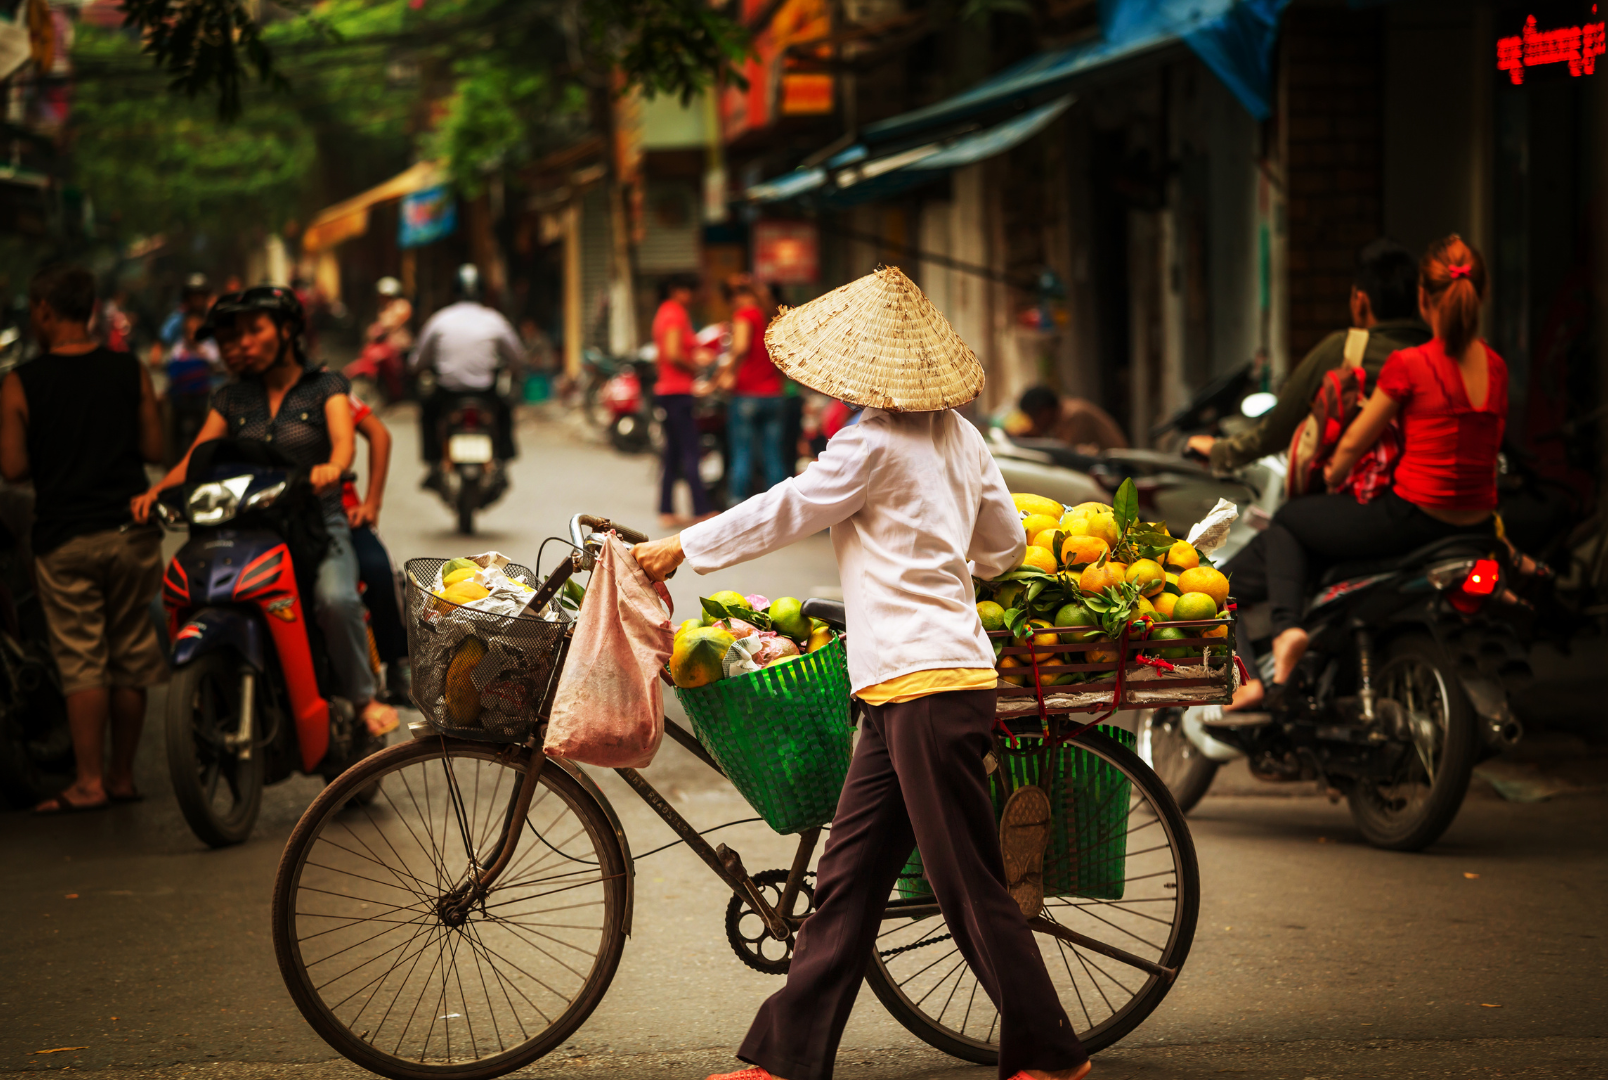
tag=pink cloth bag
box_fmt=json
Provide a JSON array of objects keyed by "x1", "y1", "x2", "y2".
[{"x1": 543, "y1": 533, "x2": 673, "y2": 768}]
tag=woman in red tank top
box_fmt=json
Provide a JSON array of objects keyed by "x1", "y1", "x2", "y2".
[
  {"x1": 1248, "y1": 236, "x2": 1506, "y2": 693},
  {"x1": 718, "y1": 275, "x2": 788, "y2": 500}
]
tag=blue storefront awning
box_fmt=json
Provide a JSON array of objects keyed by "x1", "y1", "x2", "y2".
[
  {"x1": 748, "y1": 0, "x2": 1290, "y2": 207},
  {"x1": 749, "y1": 96, "x2": 1074, "y2": 207},
  {"x1": 864, "y1": 0, "x2": 1290, "y2": 148}
]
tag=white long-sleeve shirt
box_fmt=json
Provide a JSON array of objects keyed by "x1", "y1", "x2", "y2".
[
  {"x1": 412, "y1": 301, "x2": 524, "y2": 392},
  {"x1": 680, "y1": 408, "x2": 1025, "y2": 693}
]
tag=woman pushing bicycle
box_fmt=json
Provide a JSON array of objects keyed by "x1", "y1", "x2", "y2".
[{"x1": 633, "y1": 267, "x2": 1093, "y2": 1080}]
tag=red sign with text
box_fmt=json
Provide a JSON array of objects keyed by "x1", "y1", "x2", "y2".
[{"x1": 1498, "y1": 11, "x2": 1605, "y2": 84}]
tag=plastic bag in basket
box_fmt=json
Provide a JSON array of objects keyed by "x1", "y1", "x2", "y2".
[{"x1": 543, "y1": 533, "x2": 674, "y2": 768}]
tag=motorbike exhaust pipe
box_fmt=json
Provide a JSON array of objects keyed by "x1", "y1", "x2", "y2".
[{"x1": 1484, "y1": 710, "x2": 1524, "y2": 751}]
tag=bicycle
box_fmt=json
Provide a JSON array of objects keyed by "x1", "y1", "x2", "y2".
[{"x1": 271, "y1": 515, "x2": 1200, "y2": 1080}]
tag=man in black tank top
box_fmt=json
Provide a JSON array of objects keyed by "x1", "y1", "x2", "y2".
[{"x1": 0, "y1": 265, "x2": 166, "y2": 813}]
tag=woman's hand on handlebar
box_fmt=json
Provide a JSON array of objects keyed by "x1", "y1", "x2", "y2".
[
  {"x1": 130, "y1": 487, "x2": 163, "y2": 525},
  {"x1": 632, "y1": 534, "x2": 685, "y2": 582},
  {"x1": 309, "y1": 463, "x2": 343, "y2": 494}
]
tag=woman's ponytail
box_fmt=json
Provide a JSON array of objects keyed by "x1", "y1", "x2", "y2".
[{"x1": 1420, "y1": 234, "x2": 1487, "y2": 358}]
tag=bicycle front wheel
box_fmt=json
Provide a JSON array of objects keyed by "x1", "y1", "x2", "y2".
[
  {"x1": 865, "y1": 729, "x2": 1199, "y2": 1060},
  {"x1": 272, "y1": 737, "x2": 630, "y2": 1080}
]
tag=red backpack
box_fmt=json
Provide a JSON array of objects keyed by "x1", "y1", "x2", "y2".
[{"x1": 1286, "y1": 329, "x2": 1401, "y2": 503}]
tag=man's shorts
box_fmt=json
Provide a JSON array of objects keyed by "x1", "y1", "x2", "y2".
[{"x1": 35, "y1": 526, "x2": 169, "y2": 696}]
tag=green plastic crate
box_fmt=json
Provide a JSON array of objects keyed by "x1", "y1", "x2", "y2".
[
  {"x1": 675, "y1": 637, "x2": 854, "y2": 834},
  {"x1": 897, "y1": 726, "x2": 1135, "y2": 901}
]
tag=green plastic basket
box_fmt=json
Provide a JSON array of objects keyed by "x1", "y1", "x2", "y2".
[
  {"x1": 898, "y1": 726, "x2": 1135, "y2": 901},
  {"x1": 675, "y1": 636, "x2": 854, "y2": 834}
]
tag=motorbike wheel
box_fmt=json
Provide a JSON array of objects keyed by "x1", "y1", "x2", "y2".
[
  {"x1": 455, "y1": 484, "x2": 477, "y2": 535},
  {"x1": 1345, "y1": 635, "x2": 1479, "y2": 852},
  {"x1": 1138, "y1": 708, "x2": 1220, "y2": 814},
  {"x1": 167, "y1": 652, "x2": 264, "y2": 848}
]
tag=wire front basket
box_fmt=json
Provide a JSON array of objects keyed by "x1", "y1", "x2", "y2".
[{"x1": 403, "y1": 558, "x2": 570, "y2": 743}]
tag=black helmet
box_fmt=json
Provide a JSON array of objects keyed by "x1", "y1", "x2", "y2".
[{"x1": 199, "y1": 285, "x2": 307, "y2": 350}]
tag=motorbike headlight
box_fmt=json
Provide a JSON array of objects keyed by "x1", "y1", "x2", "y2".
[{"x1": 188, "y1": 475, "x2": 253, "y2": 526}]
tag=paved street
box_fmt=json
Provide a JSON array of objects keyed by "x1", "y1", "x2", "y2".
[{"x1": 3, "y1": 408, "x2": 1606, "y2": 1080}]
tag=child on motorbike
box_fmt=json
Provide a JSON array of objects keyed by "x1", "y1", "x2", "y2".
[{"x1": 130, "y1": 287, "x2": 398, "y2": 738}]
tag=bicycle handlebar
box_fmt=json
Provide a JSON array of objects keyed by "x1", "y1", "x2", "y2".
[{"x1": 570, "y1": 514, "x2": 650, "y2": 550}]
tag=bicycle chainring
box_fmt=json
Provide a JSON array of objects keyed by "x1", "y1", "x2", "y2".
[{"x1": 725, "y1": 868, "x2": 816, "y2": 975}]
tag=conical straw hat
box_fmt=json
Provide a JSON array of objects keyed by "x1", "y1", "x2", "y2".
[{"x1": 763, "y1": 266, "x2": 984, "y2": 412}]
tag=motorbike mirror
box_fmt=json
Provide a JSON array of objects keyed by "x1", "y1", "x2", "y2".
[{"x1": 1240, "y1": 391, "x2": 1278, "y2": 418}]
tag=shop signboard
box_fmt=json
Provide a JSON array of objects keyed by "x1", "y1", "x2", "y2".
[
  {"x1": 399, "y1": 186, "x2": 457, "y2": 249},
  {"x1": 754, "y1": 220, "x2": 819, "y2": 285},
  {"x1": 1496, "y1": 3, "x2": 1605, "y2": 84}
]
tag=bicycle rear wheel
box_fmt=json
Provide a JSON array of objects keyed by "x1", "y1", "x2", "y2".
[
  {"x1": 272, "y1": 737, "x2": 630, "y2": 1080},
  {"x1": 865, "y1": 729, "x2": 1198, "y2": 1060}
]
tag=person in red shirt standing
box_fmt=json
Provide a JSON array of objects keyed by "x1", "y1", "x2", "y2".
[
  {"x1": 653, "y1": 273, "x2": 714, "y2": 527},
  {"x1": 718, "y1": 275, "x2": 787, "y2": 500},
  {"x1": 1255, "y1": 235, "x2": 1506, "y2": 688}
]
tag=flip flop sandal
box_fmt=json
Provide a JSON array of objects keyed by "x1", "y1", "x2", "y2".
[
  {"x1": 999, "y1": 784, "x2": 1053, "y2": 920},
  {"x1": 33, "y1": 793, "x2": 111, "y2": 816}
]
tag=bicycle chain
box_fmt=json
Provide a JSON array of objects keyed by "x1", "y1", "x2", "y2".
[{"x1": 877, "y1": 932, "x2": 953, "y2": 960}]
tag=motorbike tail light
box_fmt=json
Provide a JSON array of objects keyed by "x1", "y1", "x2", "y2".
[
  {"x1": 1462, "y1": 558, "x2": 1499, "y2": 596},
  {"x1": 460, "y1": 406, "x2": 482, "y2": 428}
]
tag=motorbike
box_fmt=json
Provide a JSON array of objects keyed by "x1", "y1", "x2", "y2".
[
  {"x1": 155, "y1": 445, "x2": 385, "y2": 847},
  {"x1": 343, "y1": 339, "x2": 406, "y2": 407},
  {"x1": 419, "y1": 368, "x2": 513, "y2": 535},
  {"x1": 601, "y1": 356, "x2": 659, "y2": 454},
  {"x1": 1140, "y1": 535, "x2": 1530, "y2": 851}
]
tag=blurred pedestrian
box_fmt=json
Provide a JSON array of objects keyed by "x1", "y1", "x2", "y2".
[
  {"x1": 653, "y1": 273, "x2": 713, "y2": 527},
  {"x1": 719, "y1": 275, "x2": 786, "y2": 500},
  {"x1": 161, "y1": 311, "x2": 223, "y2": 466},
  {"x1": 159, "y1": 273, "x2": 213, "y2": 347},
  {"x1": 341, "y1": 393, "x2": 409, "y2": 704},
  {"x1": 0, "y1": 266, "x2": 167, "y2": 813},
  {"x1": 1010, "y1": 385, "x2": 1128, "y2": 454}
]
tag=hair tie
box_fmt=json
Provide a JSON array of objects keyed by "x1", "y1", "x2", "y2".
[{"x1": 1447, "y1": 263, "x2": 1472, "y2": 280}]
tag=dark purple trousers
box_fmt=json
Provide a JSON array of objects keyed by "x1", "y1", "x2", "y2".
[{"x1": 737, "y1": 687, "x2": 1087, "y2": 1080}]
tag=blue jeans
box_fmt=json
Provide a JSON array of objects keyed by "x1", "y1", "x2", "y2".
[
  {"x1": 728, "y1": 395, "x2": 786, "y2": 501},
  {"x1": 315, "y1": 513, "x2": 376, "y2": 704}
]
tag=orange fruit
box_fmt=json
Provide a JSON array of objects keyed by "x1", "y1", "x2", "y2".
[
  {"x1": 1079, "y1": 561, "x2": 1124, "y2": 593},
  {"x1": 1030, "y1": 527, "x2": 1062, "y2": 551},
  {"x1": 1165, "y1": 541, "x2": 1200, "y2": 571},
  {"x1": 1059, "y1": 534, "x2": 1109, "y2": 569},
  {"x1": 1126, "y1": 558, "x2": 1167, "y2": 597},
  {"x1": 1062, "y1": 509, "x2": 1120, "y2": 548},
  {"x1": 1021, "y1": 513, "x2": 1060, "y2": 539},
  {"x1": 1172, "y1": 591, "x2": 1219, "y2": 623},
  {"x1": 1086, "y1": 637, "x2": 1120, "y2": 665},
  {"x1": 1020, "y1": 546, "x2": 1058, "y2": 574},
  {"x1": 999, "y1": 655, "x2": 1028, "y2": 686},
  {"x1": 1151, "y1": 592, "x2": 1178, "y2": 618},
  {"x1": 1176, "y1": 566, "x2": 1230, "y2": 610},
  {"x1": 1014, "y1": 619, "x2": 1061, "y2": 662}
]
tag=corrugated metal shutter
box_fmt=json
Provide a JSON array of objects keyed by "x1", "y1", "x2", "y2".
[{"x1": 637, "y1": 181, "x2": 700, "y2": 272}]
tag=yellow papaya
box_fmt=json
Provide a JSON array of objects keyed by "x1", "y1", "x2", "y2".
[{"x1": 444, "y1": 636, "x2": 487, "y2": 725}]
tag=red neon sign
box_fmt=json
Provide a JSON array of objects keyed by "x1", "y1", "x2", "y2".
[{"x1": 1497, "y1": 14, "x2": 1606, "y2": 84}]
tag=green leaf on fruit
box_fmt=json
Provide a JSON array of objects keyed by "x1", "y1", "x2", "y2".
[{"x1": 1112, "y1": 477, "x2": 1138, "y2": 538}]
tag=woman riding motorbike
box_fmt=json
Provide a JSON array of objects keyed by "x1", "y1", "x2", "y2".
[
  {"x1": 130, "y1": 286, "x2": 398, "y2": 737},
  {"x1": 1226, "y1": 235, "x2": 1506, "y2": 706}
]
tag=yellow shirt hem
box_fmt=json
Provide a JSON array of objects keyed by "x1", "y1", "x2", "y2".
[{"x1": 855, "y1": 668, "x2": 999, "y2": 706}]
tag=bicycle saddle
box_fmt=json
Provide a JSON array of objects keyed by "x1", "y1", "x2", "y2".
[{"x1": 802, "y1": 598, "x2": 846, "y2": 632}]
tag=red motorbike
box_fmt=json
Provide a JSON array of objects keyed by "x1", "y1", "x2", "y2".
[
  {"x1": 344, "y1": 339, "x2": 406, "y2": 405},
  {"x1": 155, "y1": 442, "x2": 383, "y2": 847}
]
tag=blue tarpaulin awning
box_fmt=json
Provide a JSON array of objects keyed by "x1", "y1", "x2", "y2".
[
  {"x1": 748, "y1": 0, "x2": 1289, "y2": 206},
  {"x1": 748, "y1": 96, "x2": 1073, "y2": 207}
]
